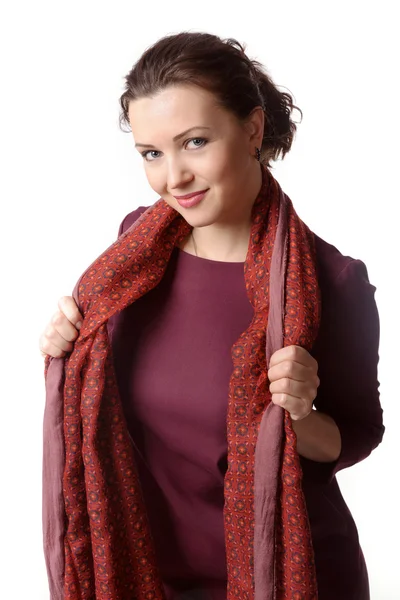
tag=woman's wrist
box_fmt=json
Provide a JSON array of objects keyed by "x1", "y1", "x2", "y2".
[{"x1": 291, "y1": 408, "x2": 342, "y2": 463}]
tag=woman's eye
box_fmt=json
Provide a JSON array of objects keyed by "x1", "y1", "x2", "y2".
[
  {"x1": 142, "y1": 150, "x2": 161, "y2": 161},
  {"x1": 141, "y1": 138, "x2": 207, "y2": 161},
  {"x1": 186, "y1": 137, "x2": 207, "y2": 149}
]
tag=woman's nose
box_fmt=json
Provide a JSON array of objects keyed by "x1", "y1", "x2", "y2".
[{"x1": 166, "y1": 158, "x2": 194, "y2": 191}]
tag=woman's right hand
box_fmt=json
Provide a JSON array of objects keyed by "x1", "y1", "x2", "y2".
[{"x1": 39, "y1": 296, "x2": 83, "y2": 358}]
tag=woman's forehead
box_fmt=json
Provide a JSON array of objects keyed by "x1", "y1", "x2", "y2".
[
  {"x1": 128, "y1": 86, "x2": 229, "y2": 142},
  {"x1": 129, "y1": 86, "x2": 220, "y2": 119}
]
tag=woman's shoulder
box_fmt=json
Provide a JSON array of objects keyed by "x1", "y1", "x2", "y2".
[
  {"x1": 117, "y1": 206, "x2": 150, "y2": 237},
  {"x1": 313, "y1": 233, "x2": 374, "y2": 293}
]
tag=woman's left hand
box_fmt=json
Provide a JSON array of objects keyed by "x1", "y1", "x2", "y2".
[{"x1": 268, "y1": 345, "x2": 320, "y2": 421}]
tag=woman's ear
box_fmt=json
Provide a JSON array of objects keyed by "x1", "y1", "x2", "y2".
[{"x1": 245, "y1": 106, "x2": 265, "y2": 148}]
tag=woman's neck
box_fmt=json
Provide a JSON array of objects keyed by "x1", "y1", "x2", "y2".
[
  {"x1": 181, "y1": 163, "x2": 263, "y2": 262},
  {"x1": 179, "y1": 230, "x2": 249, "y2": 262}
]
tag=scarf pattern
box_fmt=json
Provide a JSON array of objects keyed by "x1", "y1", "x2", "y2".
[{"x1": 43, "y1": 166, "x2": 320, "y2": 599}]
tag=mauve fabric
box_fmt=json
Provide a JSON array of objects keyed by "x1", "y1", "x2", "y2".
[
  {"x1": 42, "y1": 359, "x2": 66, "y2": 600},
  {"x1": 254, "y1": 188, "x2": 289, "y2": 598},
  {"x1": 100, "y1": 207, "x2": 384, "y2": 600}
]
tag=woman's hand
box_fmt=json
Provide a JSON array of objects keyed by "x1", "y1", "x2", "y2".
[
  {"x1": 39, "y1": 296, "x2": 83, "y2": 358},
  {"x1": 268, "y1": 345, "x2": 320, "y2": 421}
]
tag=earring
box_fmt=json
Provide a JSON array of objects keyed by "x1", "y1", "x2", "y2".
[{"x1": 255, "y1": 147, "x2": 261, "y2": 162}]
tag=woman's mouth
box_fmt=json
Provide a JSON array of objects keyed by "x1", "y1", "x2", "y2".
[{"x1": 173, "y1": 189, "x2": 209, "y2": 208}]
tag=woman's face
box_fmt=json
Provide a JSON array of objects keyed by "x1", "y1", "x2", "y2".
[{"x1": 128, "y1": 85, "x2": 263, "y2": 227}]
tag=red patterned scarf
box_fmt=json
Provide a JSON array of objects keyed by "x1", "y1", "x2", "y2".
[{"x1": 43, "y1": 165, "x2": 321, "y2": 599}]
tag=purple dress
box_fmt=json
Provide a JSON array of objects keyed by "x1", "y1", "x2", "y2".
[{"x1": 106, "y1": 206, "x2": 384, "y2": 600}]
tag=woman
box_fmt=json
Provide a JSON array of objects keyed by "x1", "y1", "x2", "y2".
[{"x1": 39, "y1": 32, "x2": 384, "y2": 600}]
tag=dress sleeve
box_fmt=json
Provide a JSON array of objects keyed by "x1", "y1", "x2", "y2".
[
  {"x1": 117, "y1": 206, "x2": 148, "y2": 238},
  {"x1": 300, "y1": 259, "x2": 385, "y2": 484},
  {"x1": 117, "y1": 214, "x2": 129, "y2": 238}
]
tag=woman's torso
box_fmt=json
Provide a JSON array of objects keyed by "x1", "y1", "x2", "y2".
[{"x1": 106, "y1": 207, "x2": 372, "y2": 599}]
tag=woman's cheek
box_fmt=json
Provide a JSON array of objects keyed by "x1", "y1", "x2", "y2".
[
  {"x1": 199, "y1": 148, "x2": 228, "y2": 180},
  {"x1": 144, "y1": 165, "x2": 164, "y2": 196}
]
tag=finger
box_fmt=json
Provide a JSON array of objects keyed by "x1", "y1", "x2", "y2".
[
  {"x1": 39, "y1": 332, "x2": 72, "y2": 358},
  {"x1": 40, "y1": 323, "x2": 76, "y2": 356},
  {"x1": 51, "y1": 310, "x2": 81, "y2": 343},
  {"x1": 269, "y1": 345, "x2": 318, "y2": 370},
  {"x1": 268, "y1": 360, "x2": 318, "y2": 384},
  {"x1": 269, "y1": 378, "x2": 317, "y2": 405},
  {"x1": 271, "y1": 393, "x2": 311, "y2": 420},
  {"x1": 39, "y1": 343, "x2": 67, "y2": 359},
  {"x1": 58, "y1": 296, "x2": 83, "y2": 329}
]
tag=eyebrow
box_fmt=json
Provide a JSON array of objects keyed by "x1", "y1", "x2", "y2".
[{"x1": 135, "y1": 126, "x2": 211, "y2": 148}]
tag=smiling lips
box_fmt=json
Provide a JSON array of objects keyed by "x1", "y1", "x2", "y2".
[
  {"x1": 173, "y1": 189, "x2": 209, "y2": 208},
  {"x1": 174, "y1": 188, "x2": 209, "y2": 200}
]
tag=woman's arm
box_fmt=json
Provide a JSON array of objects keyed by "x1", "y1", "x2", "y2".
[
  {"x1": 306, "y1": 258, "x2": 384, "y2": 482},
  {"x1": 292, "y1": 409, "x2": 341, "y2": 462},
  {"x1": 268, "y1": 258, "x2": 384, "y2": 478},
  {"x1": 268, "y1": 344, "x2": 343, "y2": 463}
]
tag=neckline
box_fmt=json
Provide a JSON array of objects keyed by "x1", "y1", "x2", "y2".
[{"x1": 176, "y1": 246, "x2": 246, "y2": 265}]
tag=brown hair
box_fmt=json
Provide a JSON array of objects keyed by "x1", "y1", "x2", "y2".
[{"x1": 119, "y1": 32, "x2": 302, "y2": 169}]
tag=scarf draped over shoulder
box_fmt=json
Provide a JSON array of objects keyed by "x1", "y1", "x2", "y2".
[{"x1": 43, "y1": 166, "x2": 321, "y2": 599}]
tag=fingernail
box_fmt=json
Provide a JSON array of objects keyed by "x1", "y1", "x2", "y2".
[{"x1": 76, "y1": 321, "x2": 82, "y2": 329}]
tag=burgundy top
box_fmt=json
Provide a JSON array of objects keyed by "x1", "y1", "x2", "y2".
[{"x1": 107, "y1": 206, "x2": 384, "y2": 600}]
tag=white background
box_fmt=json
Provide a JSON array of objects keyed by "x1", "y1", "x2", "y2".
[{"x1": 1, "y1": 1, "x2": 398, "y2": 598}]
